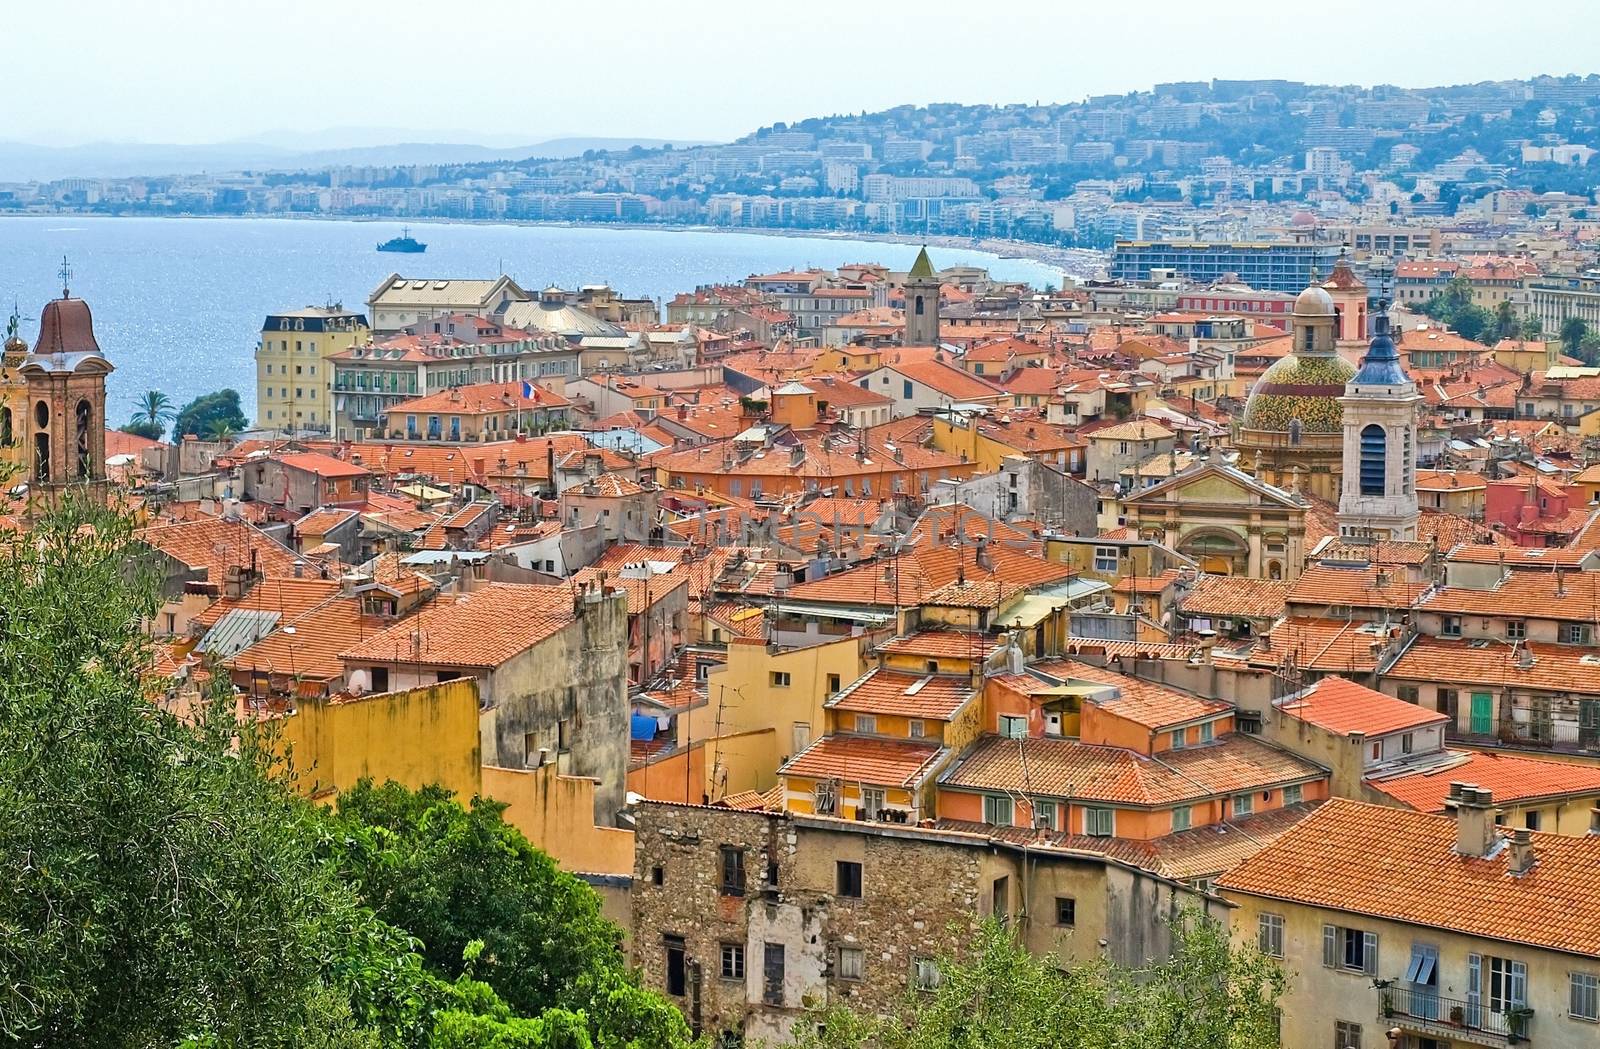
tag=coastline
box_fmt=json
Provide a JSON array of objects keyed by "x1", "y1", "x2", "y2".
[{"x1": 1, "y1": 209, "x2": 1106, "y2": 283}]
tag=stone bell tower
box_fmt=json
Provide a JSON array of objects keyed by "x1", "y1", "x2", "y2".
[
  {"x1": 19, "y1": 264, "x2": 113, "y2": 492},
  {"x1": 903, "y1": 246, "x2": 942, "y2": 346}
]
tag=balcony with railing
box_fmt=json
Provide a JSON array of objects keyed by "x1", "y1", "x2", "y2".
[{"x1": 1379, "y1": 984, "x2": 1531, "y2": 1046}]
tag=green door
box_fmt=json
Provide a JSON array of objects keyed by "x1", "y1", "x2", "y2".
[{"x1": 1470, "y1": 692, "x2": 1493, "y2": 735}]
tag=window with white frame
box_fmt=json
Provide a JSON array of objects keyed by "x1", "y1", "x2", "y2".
[
  {"x1": 1505, "y1": 620, "x2": 1527, "y2": 641},
  {"x1": 983, "y1": 795, "x2": 1014, "y2": 826},
  {"x1": 1323, "y1": 925, "x2": 1378, "y2": 975},
  {"x1": 1233, "y1": 792, "x2": 1254, "y2": 817},
  {"x1": 1084, "y1": 807, "x2": 1114, "y2": 837},
  {"x1": 1284, "y1": 783, "x2": 1303, "y2": 805},
  {"x1": 1571, "y1": 971, "x2": 1599, "y2": 1022},
  {"x1": 1198, "y1": 720, "x2": 1214, "y2": 743},
  {"x1": 854, "y1": 714, "x2": 876, "y2": 733},
  {"x1": 1033, "y1": 799, "x2": 1057, "y2": 830},
  {"x1": 1257, "y1": 913, "x2": 1284, "y2": 958},
  {"x1": 1334, "y1": 1020, "x2": 1361, "y2": 1049},
  {"x1": 1093, "y1": 546, "x2": 1119, "y2": 573},
  {"x1": 1563, "y1": 623, "x2": 1593, "y2": 645}
]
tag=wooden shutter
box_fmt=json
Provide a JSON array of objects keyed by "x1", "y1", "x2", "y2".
[
  {"x1": 1323, "y1": 924, "x2": 1338, "y2": 968},
  {"x1": 1363, "y1": 931, "x2": 1379, "y2": 976}
]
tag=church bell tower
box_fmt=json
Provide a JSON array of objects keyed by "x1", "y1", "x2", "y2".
[
  {"x1": 902, "y1": 246, "x2": 942, "y2": 346},
  {"x1": 1337, "y1": 283, "x2": 1420, "y2": 540},
  {"x1": 19, "y1": 262, "x2": 113, "y2": 493}
]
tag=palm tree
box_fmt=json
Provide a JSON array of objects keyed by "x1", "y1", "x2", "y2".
[
  {"x1": 132, "y1": 390, "x2": 176, "y2": 436},
  {"x1": 206, "y1": 421, "x2": 237, "y2": 445}
]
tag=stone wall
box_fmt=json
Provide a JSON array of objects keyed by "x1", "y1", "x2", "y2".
[{"x1": 629, "y1": 801, "x2": 1222, "y2": 1044}]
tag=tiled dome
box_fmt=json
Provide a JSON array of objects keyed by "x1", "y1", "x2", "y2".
[{"x1": 1241, "y1": 352, "x2": 1357, "y2": 434}]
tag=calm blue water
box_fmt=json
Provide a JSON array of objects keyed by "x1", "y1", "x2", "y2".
[{"x1": 0, "y1": 216, "x2": 1061, "y2": 424}]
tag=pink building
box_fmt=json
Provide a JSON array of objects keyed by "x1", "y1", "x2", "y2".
[{"x1": 1483, "y1": 477, "x2": 1592, "y2": 547}]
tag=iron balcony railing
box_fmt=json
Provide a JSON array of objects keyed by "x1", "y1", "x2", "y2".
[{"x1": 1381, "y1": 985, "x2": 1531, "y2": 1043}]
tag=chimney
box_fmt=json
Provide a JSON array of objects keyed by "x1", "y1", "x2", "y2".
[
  {"x1": 1449, "y1": 782, "x2": 1497, "y2": 859},
  {"x1": 974, "y1": 535, "x2": 993, "y2": 571},
  {"x1": 1508, "y1": 828, "x2": 1535, "y2": 875}
]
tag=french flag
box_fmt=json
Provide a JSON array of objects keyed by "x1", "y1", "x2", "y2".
[{"x1": 521, "y1": 381, "x2": 542, "y2": 402}]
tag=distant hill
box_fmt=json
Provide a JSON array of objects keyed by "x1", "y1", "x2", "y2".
[{"x1": 0, "y1": 136, "x2": 711, "y2": 182}]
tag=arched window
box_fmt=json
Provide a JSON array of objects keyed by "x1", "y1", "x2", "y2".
[
  {"x1": 75, "y1": 399, "x2": 92, "y2": 479},
  {"x1": 0, "y1": 407, "x2": 11, "y2": 446},
  {"x1": 1359, "y1": 424, "x2": 1387, "y2": 495},
  {"x1": 914, "y1": 295, "x2": 925, "y2": 316},
  {"x1": 1288, "y1": 419, "x2": 1302, "y2": 446}
]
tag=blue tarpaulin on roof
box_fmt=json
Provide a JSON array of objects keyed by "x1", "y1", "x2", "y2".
[{"x1": 630, "y1": 713, "x2": 659, "y2": 741}]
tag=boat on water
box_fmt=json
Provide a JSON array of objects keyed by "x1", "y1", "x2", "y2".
[{"x1": 377, "y1": 227, "x2": 427, "y2": 253}]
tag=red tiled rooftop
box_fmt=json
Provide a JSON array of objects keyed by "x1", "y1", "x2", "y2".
[
  {"x1": 1275, "y1": 675, "x2": 1448, "y2": 738},
  {"x1": 779, "y1": 735, "x2": 945, "y2": 789}
]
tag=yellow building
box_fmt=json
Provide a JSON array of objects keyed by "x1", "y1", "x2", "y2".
[
  {"x1": 1220, "y1": 797, "x2": 1600, "y2": 1049},
  {"x1": 1122, "y1": 458, "x2": 1309, "y2": 580},
  {"x1": 777, "y1": 630, "x2": 990, "y2": 822},
  {"x1": 256, "y1": 306, "x2": 369, "y2": 433},
  {"x1": 695, "y1": 633, "x2": 870, "y2": 774},
  {"x1": 271, "y1": 679, "x2": 482, "y2": 800}
]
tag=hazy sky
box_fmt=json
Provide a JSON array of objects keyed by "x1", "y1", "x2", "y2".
[{"x1": 8, "y1": 0, "x2": 1600, "y2": 147}]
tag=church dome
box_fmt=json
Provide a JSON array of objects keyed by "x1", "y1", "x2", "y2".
[
  {"x1": 1292, "y1": 285, "x2": 1336, "y2": 318},
  {"x1": 1241, "y1": 351, "x2": 1357, "y2": 434}
]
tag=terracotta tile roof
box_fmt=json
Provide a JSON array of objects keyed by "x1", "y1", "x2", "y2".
[
  {"x1": 138, "y1": 517, "x2": 303, "y2": 582},
  {"x1": 879, "y1": 359, "x2": 1009, "y2": 401},
  {"x1": 905, "y1": 504, "x2": 1037, "y2": 549},
  {"x1": 1057, "y1": 660, "x2": 1231, "y2": 730},
  {"x1": 875, "y1": 630, "x2": 999, "y2": 662},
  {"x1": 1249, "y1": 617, "x2": 1392, "y2": 674},
  {"x1": 1418, "y1": 508, "x2": 1511, "y2": 549},
  {"x1": 941, "y1": 733, "x2": 1324, "y2": 807},
  {"x1": 569, "y1": 567, "x2": 687, "y2": 615},
  {"x1": 340, "y1": 582, "x2": 578, "y2": 669},
  {"x1": 1286, "y1": 564, "x2": 1433, "y2": 609},
  {"x1": 192, "y1": 577, "x2": 342, "y2": 629},
  {"x1": 827, "y1": 668, "x2": 975, "y2": 721},
  {"x1": 779, "y1": 734, "x2": 945, "y2": 789},
  {"x1": 1420, "y1": 569, "x2": 1600, "y2": 622},
  {"x1": 1446, "y1": 543, "x2": 1595, "y2": 569},
  {"x1": 1275, "y1": 675, "x2": 1449, "y2": 737},
  {"x1": 387, "y1": 380, "x2": 568, "y2": 416},
  {"x1": 704, "y1": 602, "x2": 767, "y2": 639},
  {"x1": 295, "y1": 507, "x2": 358, "y2": 536},
  {"x1": 1218, "y1": 798, "x2": 1600, "y2": 958},
  {"x1": 1386, "y1": 636, "x2": 1600, "y2": 696},
  {"x1": 1179, "y1": 575, "x2": 1288, "y2": 620},
  {"x1": 1111, "y1": 568, "x2": 1182, "y2": 594},
  {"x1": 275, "y1": 451, "x2": 371, "y2": 480},
  {"x1": 1369, "y1": 750, "x2": 1600, "y2": 813},
  {"x1": 105, "y1": 427, "x2": 163, "y2": 457},
  {"x1": 229, "y1": 595, "x2": 382, "y2": 684},
  {"x1": 1313, "y1": 538, "x2": 1434, "y2": 568},
  {"x1": 1087, "y1": 419, "x2": 1175, "y2": 442},
  {"x1": 783, "y1": 544, "x2": 1071, "y2": 609}
]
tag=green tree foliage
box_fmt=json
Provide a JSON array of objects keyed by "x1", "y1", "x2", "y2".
[
  {"x1": 118, "y1": 419, "x2": 164, "y2": 440},
  {"x1": 0, "y1": 499, "x2": 360, "y2": 1047},
  {"x1": 791, "y1": 913, "x2": 1285, "y2": 1049},
  {"x1": 326, "y1": 781, "x2": 689, "y2": 1048},
  {"x1": 130, "y1": 389, "x2": 176, "y2": 439},
  {"x1": 1561, "y1": 316, "x2": 1590, "y2": 357},
  {"x1": 174, "y1": 388, "x2": 249, "y2": 438},
  {"x1": 1421, "y1": 277, "x2": 1493, "y2": 343},
  {"x1": 1493, "y1": 300, "x2": 1520, "y2": 343},
  {"x1": 0, "y1": 499, "x2": 689, "y2": 1049}
]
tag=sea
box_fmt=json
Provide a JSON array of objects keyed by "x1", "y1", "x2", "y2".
[{"x1": 0, "y1": 216, "x2": 1066, "y2": 424}]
